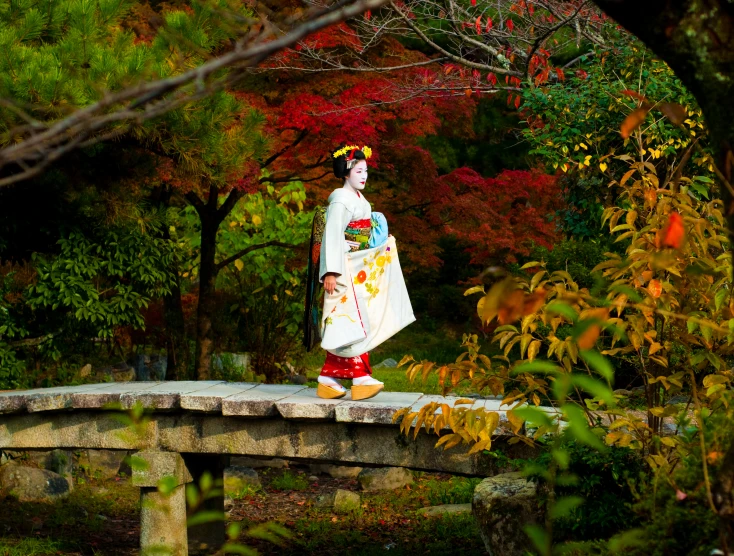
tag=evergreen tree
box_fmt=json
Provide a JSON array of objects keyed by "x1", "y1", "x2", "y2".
[{"x1": 0, "y1": 0, "x2": 286, "y2": 380}]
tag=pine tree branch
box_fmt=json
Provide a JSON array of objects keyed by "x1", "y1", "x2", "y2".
[{"x1": 0, "y1": 0, "x2": 390, "y2": 189}]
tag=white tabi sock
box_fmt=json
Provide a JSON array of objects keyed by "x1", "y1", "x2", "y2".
[
  {"x1": 352, "y1": 376, "x2": 383, "y2": 386},
  {"x1": 318, "y1": 376, "x2": 346, "y2": 392}
]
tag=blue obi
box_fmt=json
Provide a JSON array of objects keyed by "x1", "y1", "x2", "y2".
[{"x1": 369, "y1": 212, "x2": 389, "y2": 248}]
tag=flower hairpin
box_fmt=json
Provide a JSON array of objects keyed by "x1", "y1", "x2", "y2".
[{"x1": 332, "y1": 145, "x2": 373, "y2": 159}]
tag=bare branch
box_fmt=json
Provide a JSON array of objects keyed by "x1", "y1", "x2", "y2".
[{"x1": 216, "y1": 240, "x2": 301, "y2": 272}]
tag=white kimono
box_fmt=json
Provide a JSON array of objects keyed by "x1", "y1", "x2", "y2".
[{"x1": 319, "y1": 188, "x2": 415, "y2": 358}]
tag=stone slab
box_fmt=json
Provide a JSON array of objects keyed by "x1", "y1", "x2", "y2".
[
  {"x1": 335, "y1": 392, "x2": 424, "y2": 425},
  {"x1": 0, "y1": 383, "x2": 114, "y2": 414},
  {"x1": 417, "y1": 503, "x2": 472, "y2": 517},
  {"x1": 120, "y1": 381, "x2": 224, "y2": 410},
  {"x1": 275, "y1": 388, "x2": 347, "y2": 420},
  {"x1": 180, "y1": 382, "x2": 259, "y2": 413},
  {"x1": 222, "y1": 384, "x2": 307, "y2": 417},
  {"x1": 71, "y1": 381, "x2": 164, "y2": 409},
  {"x1": 1, "y1": 411, "x2": 538, "y2": 476}
]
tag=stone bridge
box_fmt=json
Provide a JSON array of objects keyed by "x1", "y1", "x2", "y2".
[{"x1": 0, "y1": 381, "x2": 527, "y2": 555}]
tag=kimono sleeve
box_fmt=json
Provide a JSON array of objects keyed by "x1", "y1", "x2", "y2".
[{"x1": 319, "y1": 201, "x2": 351, "y2": 281}]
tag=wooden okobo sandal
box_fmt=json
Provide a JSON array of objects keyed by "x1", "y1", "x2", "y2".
[
  {"x1": 351, "y1": 383, "x2": 384, "y2": 401},
  {"x1": 317, "y1": 383, "x2": 347, "y2": 399}
]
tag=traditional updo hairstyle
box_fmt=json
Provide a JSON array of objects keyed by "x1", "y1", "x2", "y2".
[{"x1": 332, "y1": 146, "x2": 367, "y2": 180}]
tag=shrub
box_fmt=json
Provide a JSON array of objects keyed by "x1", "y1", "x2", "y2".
[
  {"x1": 270, "y1": 471, "x2": 308, "y2": 491},
  {"x1": 530, "y1": 435, "x2": 644, "y2": 542},
  {"x1": 425, "y1": 476, "x2": 481, "y2": 505},
  {"x1": 528, "y1": 239, "x2": 609, "y2": 290}
]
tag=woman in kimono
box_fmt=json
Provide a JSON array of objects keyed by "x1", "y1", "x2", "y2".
[{"x1": 304, "y1": 145, "x2": 415, "y2": 401}]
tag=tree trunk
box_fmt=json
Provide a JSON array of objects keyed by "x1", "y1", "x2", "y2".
[
  {"x1": 591, "y1": 0, "x2": 734, "y2": 543},
  {"x1": 152, "y1": 186, "x2": 190, "y2": 380},
  {"x1": 163, "y1": 274, "x2": 189, "y2": 380},
  {"x1": 187, "y1": 185, "x2": 245, "y2": 381},
  {"x1": 195, "y1": 212, "x2": 219, "y2": 381}
]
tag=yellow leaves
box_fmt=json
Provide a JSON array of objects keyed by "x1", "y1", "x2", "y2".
[
  {"x1": 464, "y1": 285, "x2": 485, "y2": 296},
  {"x1": 234, "y1": 259, "x2": 244, "y2": 271},
  {"x1": 605, "y1": 430, "x2": 636, "y2": 448},
  {"x1": 251, "y1": 214, "x2": 262, "y2": 226},
  {"x1": 527, "y1": 340, "x2": 542, "y2": 362},
  {"x1": 599, "y1": 162, "x2": 608, "y2": 172},
  {"x1": 703, "y1": 374, "x2": 730, "y2": 398},
  {"x1": 644, "y1": 188, "x2": 658, "y2": 208},
  {"x1": 436, "y1": 433, "x2": 463, "y2": 450},
  {"x1": 397, "y1": 355, "x2": 415, "y2": 367},
  {"x1": 702, "y1": 374, "x2": 728, "y2": 388},
  {"x1": 507, "y1": 409, "x2": 524, "y2": 434}
]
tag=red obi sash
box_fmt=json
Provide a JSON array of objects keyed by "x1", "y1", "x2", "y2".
[{"x1": 345, "y1": 218, "x2": 371, "y2": 252}]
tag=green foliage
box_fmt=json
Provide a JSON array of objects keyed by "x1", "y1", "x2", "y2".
[
  {"x1": 27, "y1": 225, "x2": 178, "y2": 338},
  {"x1": 270, "y1": 470, "x2": 308, "y2": 492},
  {"x1": 0, "y1": 0, "x2": 253, "y2": 140},
  {"x1": 212, "y1": 353, "x2": 263, "y2": 384},
  {"x1": 530, "y1": 435, "x2": 644, "y2": 541},
  {"x1": 420, "y1": 95, "x2": 530, "y2": 177},
  {"x1": 0, "y1": 270, "x2": 28, "y2": 388},
  {"x1": 424, "y1": 476, "x2": 481, "y2": 505},
  {"x1": 228, "y1": 482, "x2": 263, "y2": 501},
  {"x1": 617, "y1": 395, "x2": 733, "y2": 556},
  {"x1": 522, "y1": 41, "x2": 713, "y2": 238},
  {"x1": 174, "y1": 178, "x2": 310, "y2": 380},
  {"x1": 527, "y1": 238, "x2": 609, "y2": 290}
]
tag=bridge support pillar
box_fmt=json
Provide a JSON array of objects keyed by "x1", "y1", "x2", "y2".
[
  {"x1": 132, "y1": 450, "x2": 193, "y2": 556},
  {"x1": 183, "y1": 453, "x2": 230, "y2": 554}
]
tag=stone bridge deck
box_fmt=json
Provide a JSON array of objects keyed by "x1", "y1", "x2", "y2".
[
  {"x1": 0, "y1": 381, "x2": 529, "y2": 555},
  {"x1": 0, "y1": 381, "x2": 520, "y2": 476}
]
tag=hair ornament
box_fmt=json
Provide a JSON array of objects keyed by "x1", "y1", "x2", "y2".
[{"x1": 332, "y1": 145, "x2": 373, "y2": 159}]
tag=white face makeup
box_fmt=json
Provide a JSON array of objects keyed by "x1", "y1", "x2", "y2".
[{"x1": 345, "y1": 159, "x2": 368, "y2": 191}]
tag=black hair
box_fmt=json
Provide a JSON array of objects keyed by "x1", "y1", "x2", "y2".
[{"x1": 333, "y1": 148, "x2": 367, "y2": 179}]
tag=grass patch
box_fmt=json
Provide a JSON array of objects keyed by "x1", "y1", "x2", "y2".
[
  {"x1": 230, "y1": 482, "x2": 264, "y2": 501},
  {"x1": 299, "y1": 320, "x2": 500, "y2": 395},
  {"x1": 270, "y1": 470, "x2": 309, "y2": 491},
  {"x1": 0, "y1": 537, "x2": 71, "y2": 556},
  {"x1": 239, "y1": 472, "x2": 485, "y2": 555},
  {"x1": 369, "y1": 323, "x2": 468, "y2": 365},
  {"x1": 424, "y1": 476, "x2": 481, "y2": 505},
  {"x1": 0, "y1": 477, "x2": 140, "y2": 554},
  {"x1": 298, "y1": 321, "x2": 469, "y2": 372}
]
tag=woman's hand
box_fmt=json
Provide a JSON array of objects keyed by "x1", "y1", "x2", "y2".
[{"x1": 324, "y1": 273, "x2": 338, "y2": 295}]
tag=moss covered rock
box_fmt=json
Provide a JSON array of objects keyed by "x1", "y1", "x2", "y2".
[{"x1": 472, "y1": 472, "x2": 541, "y2": 556}]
